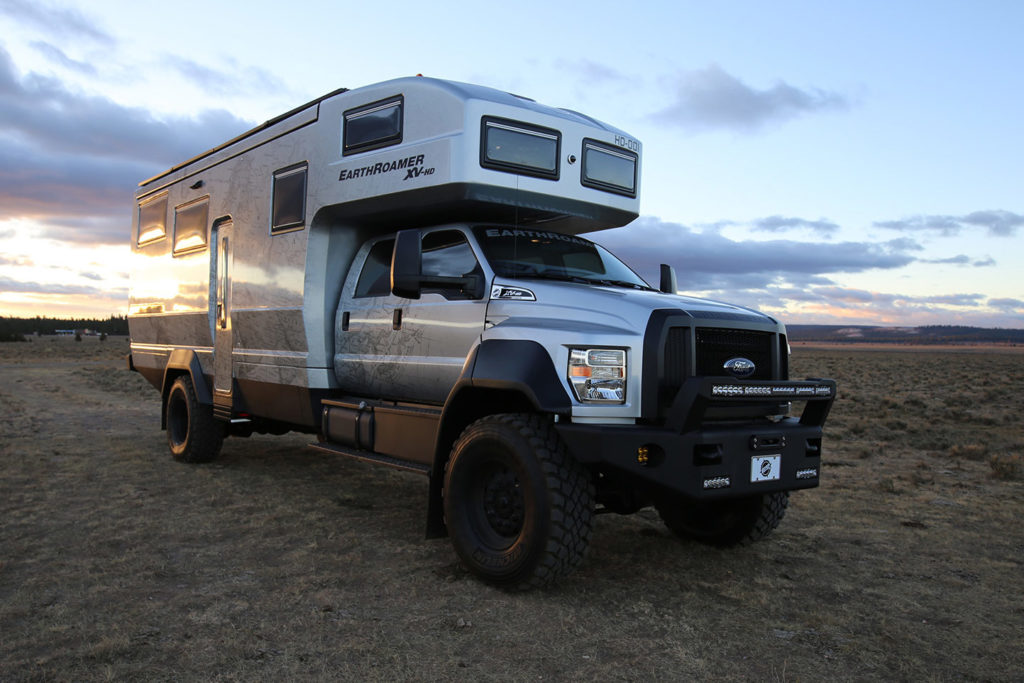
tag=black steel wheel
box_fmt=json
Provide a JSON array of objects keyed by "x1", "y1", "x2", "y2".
[
  {"x1": 165, "y1": 375, "x2": 225, "y2": 463},
  {"x1": 655, "y1": 491, "x2": 789, "y2": 547},
  {"x1": 443, "y1": 414, "x2": 594, "y2": 590}
]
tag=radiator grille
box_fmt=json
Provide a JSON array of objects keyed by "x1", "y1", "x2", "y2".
[{"x1": 695, "y1": 327, "x2": 773, "y2": 379}]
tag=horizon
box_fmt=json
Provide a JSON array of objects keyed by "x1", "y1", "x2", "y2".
[{"x1": 0, "y1": 1, "x2": 1021, "y2": 328}]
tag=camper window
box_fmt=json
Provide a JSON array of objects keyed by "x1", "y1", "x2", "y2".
[
  {"x1": 343, "y1": 96, "x2": 403, "y2": 155},
  {"x1": 581, "y1": 139, "x2": 638, "y2": 197},
  {"x1": 137, "y1": 193, "x2": 168, "y2": 246},
  {"x1": 172, "y1": 197, "x2": 209, "y2": 255},
  {"x1": 272, "y1": 164, "x2": 307, "y2": 233},
  {"x1": 481, "y1": 117, "x2": 560, "y2": 179},
  {"x1": 354, "y1": 239, "x2": 395, "y2": 298}
]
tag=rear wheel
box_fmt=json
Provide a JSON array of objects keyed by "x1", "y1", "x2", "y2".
[
  {"x1": 656, "y1": 491, "x2": 789, "y2": 547},
  {"x1": 165, "y1": 375, "x2": 225, "y2": 463},
  {"x1": 443, "y1": 414, "x2": 594, "y2": 590}
]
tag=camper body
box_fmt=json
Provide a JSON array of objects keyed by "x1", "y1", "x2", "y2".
[{"x1": 128, "y1": 77, "x2": 834, "y2": 589}]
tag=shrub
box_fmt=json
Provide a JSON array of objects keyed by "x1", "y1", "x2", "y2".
[
  {"x1": 948, "y1": 444, "x2": 988, "y2": 461},
  {"x1": 989, "y1": 453, "x2": 1022, "y2": 480}
]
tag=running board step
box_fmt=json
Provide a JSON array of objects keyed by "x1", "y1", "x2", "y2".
[{"x1": 308, "y1": 441, "x2": 431, "y2": 475}]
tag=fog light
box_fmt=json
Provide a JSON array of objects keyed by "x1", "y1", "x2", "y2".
[{"x1": 637, "y1": 446, "x2": 649, "y2": 466}]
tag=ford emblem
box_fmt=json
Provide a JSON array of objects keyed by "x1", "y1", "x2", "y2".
[{"x1": 724, "y1": 357, "x2": 756, "y2": 378}]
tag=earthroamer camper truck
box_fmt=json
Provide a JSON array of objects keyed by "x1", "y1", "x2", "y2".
[{"x1": 128, "y1": 76, "x2": 835, "y2": 590}]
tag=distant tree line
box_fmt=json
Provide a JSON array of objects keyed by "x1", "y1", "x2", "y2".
[
  {"x1": 788, "y1": 325, "x2": 1024, "y2": 345},
  {"x1": 0, "y1": 315, "x2": 130, "y2": 342}
]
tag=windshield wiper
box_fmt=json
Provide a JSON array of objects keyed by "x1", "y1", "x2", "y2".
[{"x1": 576, "y1": 277, "x2": 657, "y2": 291}]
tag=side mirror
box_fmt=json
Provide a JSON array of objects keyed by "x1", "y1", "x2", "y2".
[
  {"x1": 391, "y1": 229, "x2": 422, "y2": 299},
  {"x1": 659, "y1": 263, "x2": 678, "y2": 294}
]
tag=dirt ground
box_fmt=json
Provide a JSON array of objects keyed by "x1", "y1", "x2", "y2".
[{"x1": 1, "y1": 336, "x2": 1021, "y2": 681}]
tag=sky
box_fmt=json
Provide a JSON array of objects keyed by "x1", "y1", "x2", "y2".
[{"x1": 0, "y1": 0, "x2": 1021, "y2": 327}]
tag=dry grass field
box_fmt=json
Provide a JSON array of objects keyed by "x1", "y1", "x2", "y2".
[{"x1": 1, "y1": 336, "x2": 1022, "y2": 681}]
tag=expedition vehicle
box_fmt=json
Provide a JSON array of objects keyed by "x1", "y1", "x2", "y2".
[{"x1": 128, "y1": 76, "x2": 835, "y2": 589}]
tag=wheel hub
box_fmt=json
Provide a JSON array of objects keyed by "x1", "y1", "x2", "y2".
[{"x1": 482, "y1": 470, "x2": 524, "y2": 537}]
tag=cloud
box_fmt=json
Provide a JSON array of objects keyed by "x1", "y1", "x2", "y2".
[
  {"x1": 752, "y1": 215, "x2": 839, "y2": 237},
  {"x1": 961, "y1": 210, "x2": 1024, "y2": 237},
  {"x1": 556, "y1": 59, "x2": 630, "y2": 85},
  {"x1": 652, "y1": 64, "x2": 849, "y2": 132},
  {"x1": 0, "y1": 254, "x2": 33, "y2": 266},
  {"x1": 0, "y1": 0, "x2": 114, "y2": 45},
  {"x1": 0, "y1": 46, "x2": 255, "y2": 243},
  {"x1": 875, "y1": 210, "x2": 1023, "y2": 237},
  {"x1": 588, "y1": 218, "x2": 1024, "y2": 327},
  {"x1": 0, "y1": 274, "x2": 126, "y2": 297},
  {"x1": 989, "y1": 298, "x2": 1024, "y2": 312},
  {"x1": 161, "y1": 55, "x2": 287, "y2": 97},
  {"x1": 30, "y1": 41, "x2": 98, "y2": 76},
  {"x1": 0, "y1": 48, "x2": 252, "y2": 164},
  {"x1": 591, "y1": 216, "x2": 916, "y2": 292},
  {"x1": 921, "y1": 255, "x2": 970, "y2": 265}
]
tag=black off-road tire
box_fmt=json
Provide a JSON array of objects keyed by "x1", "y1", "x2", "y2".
[
  {"x1": 165, "y1": 375, "x2": 225, "y2": 463},
  {"x1": 655, "y1": 491, "x2": 789, "y2": 547},
  {"x1": 443, "y1": 413, "x2": 594, "y2": 590}
]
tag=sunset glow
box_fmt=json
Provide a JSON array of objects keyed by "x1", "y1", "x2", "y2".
[{"x1": 0, "y1": 1, "x2": 1021, "y2": 327}]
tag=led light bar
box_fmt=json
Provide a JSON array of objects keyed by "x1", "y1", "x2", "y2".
[
  {"x1": 711, "y1": 383, "x2": 834, "y2": 398},
  {"x1": 796, "y1": 468, "x2": 818, "y2": 480},
  {"x1": 702, "y1": 476, "x2": 731, "y2": 490}
]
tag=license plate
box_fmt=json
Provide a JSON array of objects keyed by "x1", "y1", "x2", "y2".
[{"x1": 751, "y1": 455, "x2": 781, "y2": 482}]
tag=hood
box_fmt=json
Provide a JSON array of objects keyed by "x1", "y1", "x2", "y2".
[{"x1": 486, "y1": 278, "x2": 780, "y2": 337}]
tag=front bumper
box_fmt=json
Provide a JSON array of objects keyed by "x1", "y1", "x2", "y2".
[{"x1": 555, "y1": 377, "x2": 836, "y2": 500}]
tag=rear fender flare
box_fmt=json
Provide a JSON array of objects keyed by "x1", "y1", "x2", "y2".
[{"x1": 160, "y1": 349, "x2": 212, "y2": 429}]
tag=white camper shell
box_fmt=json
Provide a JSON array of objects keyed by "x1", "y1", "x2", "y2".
[{"x1": 130, "y1": 76, "x2": 642, "y2": 427}]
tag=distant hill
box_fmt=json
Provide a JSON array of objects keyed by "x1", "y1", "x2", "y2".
[{"x1": 787, "y1": 325, "x2": 1024, "y2": 345}]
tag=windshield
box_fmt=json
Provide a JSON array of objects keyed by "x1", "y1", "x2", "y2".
[{"x1": 473, "y1": 227, "x2": 653, "y2": 290}]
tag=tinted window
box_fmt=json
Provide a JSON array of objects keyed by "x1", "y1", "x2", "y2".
[
  {"x1": 137, "y1": 194, "x2": 168, "y2": 246},
  {"x1": 172, "y1": 197, "x2": 209, "y2": 255},
  {"x1": 272, "y1": 164, "x2": 307, "y2": 233},
  {"x1": 354, "y1": 239, "x2": 394, "y2": 298},
  {"x1": 474, "y1": 226, "x2": 650, "y2": 289},
  {"x1": 422, "y1": 230, "x2": 480, "y2": 278},
  {"x1": 581, "y1": 140, "x2": 637, "y2": 197},
  {"x1": 481, "y1": 117, "x2": 559, "y2": 179},
  {"x1": 344, "y1": 96, "x2": 403, "y2": 155}
]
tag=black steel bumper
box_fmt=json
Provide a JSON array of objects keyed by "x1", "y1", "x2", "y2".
[{"x1": 555, "y1": 377, "x2": 836, "y2": 500}]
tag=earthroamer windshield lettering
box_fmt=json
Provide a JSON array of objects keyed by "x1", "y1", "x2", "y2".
[{"x1": 482, "y1": 228, "x2": 591, "y2": 246}]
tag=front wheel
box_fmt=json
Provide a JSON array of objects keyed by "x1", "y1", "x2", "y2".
[
  {"x1": 655, "y1": 491, "x2": 789, "y2": 547},
  {"x1": 165, "y1": 375, "x2": 225, "y2": 463},
  {"x1": 443, "y1": 414, "x2": 594, "y2": 590}
]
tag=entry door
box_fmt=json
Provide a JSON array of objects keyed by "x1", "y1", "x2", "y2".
[
  {"x1": 213, "y1": 220, "x2": 233, "y2": 400},
  {"x1": 338, "y1": 229, "x2": 488, "y2": 404}
]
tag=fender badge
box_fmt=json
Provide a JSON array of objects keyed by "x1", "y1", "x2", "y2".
[{"x1": 490, "y1": 285, "x2": 536, "y2": 301}]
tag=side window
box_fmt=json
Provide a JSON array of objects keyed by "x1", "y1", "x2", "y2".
[
  {"x1": 581, "y1": 139, "x2": 637, "y2": 197},
  {"x1": 272, "y1": 164, "x2": 307, "y2": 233},
  {"x1": 137, "y1": 193, "x2": 168, "y2": 246},
  {"x1": 480, "y1": 117, "x2": 560, "y2": 179},
  {"x1": 343, "y1": 96, "x2": 403, "y2": 155},
  {"x1": 422, "y1": 230, "x2": 480, "y2": 279},
  {"x1": 354, "y1": 239, "x2": 395, "y2": 298},
  {"x1": 172, "y1": 197, "x2": 209, "y2": 255}
]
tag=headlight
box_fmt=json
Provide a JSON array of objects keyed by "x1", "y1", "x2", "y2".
[{"x1": 568, "y1": 348, "x2": 627, "y2": 404}]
